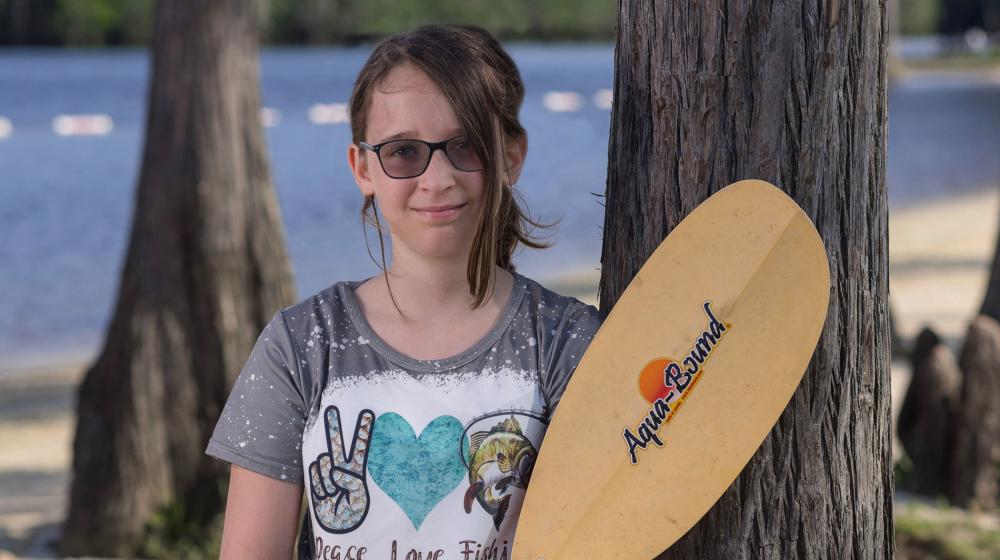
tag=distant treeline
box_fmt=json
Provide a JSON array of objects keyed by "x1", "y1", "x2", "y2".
[
  {"x1": 0, "y1": 0, "x2": 996, "y2": 47},
  {"x1": 0, "y1": 0, "x2": 616, "y2": 46}
]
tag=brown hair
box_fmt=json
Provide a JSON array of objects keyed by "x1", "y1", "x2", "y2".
[{"x1": 349, "y1": 24, "x2": 554, "y2": 311}]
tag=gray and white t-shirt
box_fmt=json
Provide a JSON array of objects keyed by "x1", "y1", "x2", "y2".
[{"x1": 206, "y1": 271, "x2": 600, "y2": 558}]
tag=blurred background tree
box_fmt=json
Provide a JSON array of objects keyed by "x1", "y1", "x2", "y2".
[{"x1": 58, "y1": 0, "x2": 295, "y2": 556}]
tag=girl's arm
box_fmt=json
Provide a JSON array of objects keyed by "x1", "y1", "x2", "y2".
[{"x1": 219, "y1": 464, "x2": 304, "y2": 560}]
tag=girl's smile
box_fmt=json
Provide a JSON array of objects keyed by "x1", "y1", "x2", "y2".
[{"x1": 413, "y1": 202, "x2": 467, "y2": 221}]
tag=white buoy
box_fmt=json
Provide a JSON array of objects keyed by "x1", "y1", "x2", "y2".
[
  {"x1": 0, "y1": 116, "x2": 11, "y2": 139},
  {"x1": 543, "y1": 91, "x2": 584, "y2": 113},
  {"x1": 965, "y1": 28, "x2": 989, "y2": 53},
  {"x1": 53, "y1": 114, "x2": 113, "y2": 136},
  {"x1": 593, "y1": 89, "x2": 613, "y2": 110},
  {"x1": 308, "y1": 103, "x2": 350, "y2": 125},
  {"x1": 260, "y1": 107, "x2": 282, "y2": 127}
]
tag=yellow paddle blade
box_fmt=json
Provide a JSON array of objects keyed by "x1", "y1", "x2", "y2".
[{"x1": 514, "y1": 180, "x2": 830, "y2": 560}]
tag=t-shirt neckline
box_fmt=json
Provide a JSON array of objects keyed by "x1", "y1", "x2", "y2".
[{"x1": 338, "y1": 271, "x2": 527, "y2": 372}]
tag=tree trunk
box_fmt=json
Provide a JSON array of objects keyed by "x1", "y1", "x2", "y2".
[
  {"x1": 599, "y1": 1, "x2": 892, "y2": 558},
  {"x1": 979, "y1": 193, "x2": 1000, "y2": 321},
  {"x1": 60, "y1": 0, "x2": 295, "y2": 555},
  {"x1": 898, "y1": 327, "x2": 960, "y2": 496},
  {"x1": 949, "y1": 315, "x2": 1000, "y2": 511}
]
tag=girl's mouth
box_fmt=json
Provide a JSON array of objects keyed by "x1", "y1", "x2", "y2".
[{"x1": 414, "y1": 203, "x2": 466, "y2": 220}]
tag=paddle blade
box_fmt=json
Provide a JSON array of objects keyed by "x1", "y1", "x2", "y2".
[{"x1": 513, "y1": 180, "x2": 830, "y2": 559}]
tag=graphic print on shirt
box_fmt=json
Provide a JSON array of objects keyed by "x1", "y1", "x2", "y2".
[
  {"x1": 302, "y1": 366, "x2": 552, "y2": 552},
  {"x1": 308, "y1": 406, "x2": 374, "y2": 533},
  {"x1": 367, "y1": 412, "x2": 468, "y2": 529},
  {"x1": 461, "y1": 412, "x2": 545, "y2": 529}
]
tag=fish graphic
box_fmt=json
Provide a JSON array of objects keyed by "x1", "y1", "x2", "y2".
[{"x1": 463, "y1": 416, "x2": 538, "y2": 529}]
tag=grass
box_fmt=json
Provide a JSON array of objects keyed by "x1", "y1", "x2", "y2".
[
  {"x1": 895, "y1": 499, "x2": 1000, "y2": 560},
  {"x1": 900, "y1": 49, "x2": 1000, "y2": 72}
]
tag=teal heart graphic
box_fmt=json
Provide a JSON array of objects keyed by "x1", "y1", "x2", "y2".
[{"x1": 368, "y1": 413, "x2": 467, "y2": 529}]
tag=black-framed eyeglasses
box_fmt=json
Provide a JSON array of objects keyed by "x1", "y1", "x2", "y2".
[{"x1": 358, "y1": 136, "x2": 484, "y2": 179}]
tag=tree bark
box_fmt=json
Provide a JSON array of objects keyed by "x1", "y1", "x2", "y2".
[
  {"x1": 600, "y1": 1, "x2": 892, "y2": 558},
  {"x1": 60, "y1": 0, "x2": 295, "y2": 555}
]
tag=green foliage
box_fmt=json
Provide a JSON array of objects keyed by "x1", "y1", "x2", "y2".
[
  {"x1": 345, "y1": 0, "x2": 615, "y2": 42},
  {"x1": 894, "y1": 452, "x2": 914, "y2": 487},
  {"x1": 51, "y1": 0, "x2": 151, "y2": 46},
  {"x1": 6, "y1": 0, "x2": 617, "y2": 46},
  {"x1": 899, "y1": 0, "x2": 942, "y2": 36},
  {"x1": 53, "y1": 0, "x2": 119, "y2": 45},
  {"x1": 112, "y1": 0, "x2": 153, "y2": 44},
  {"x1": 137, "y1": 475, "x2": 228, "y2": 559},
  {"x1": 263, "y1": 0, "x2": 307, "y2": 43}
]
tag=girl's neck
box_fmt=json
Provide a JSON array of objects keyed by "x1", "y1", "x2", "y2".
[
  {"x1": 353, "y1": 263, "x2": 515, "y2": 360},
  {"x1": 377, "y1": 261, "x2": 512, "y2": 319},
  {"x1": 372, "y1": 239, "x2": 497, "y2": 311},
  {"x1": 351, "y1": 240, "x2": 516, "y2": 359},
  {"x1": 387, "y1": 256, "x2": 473, "y2": 302}
]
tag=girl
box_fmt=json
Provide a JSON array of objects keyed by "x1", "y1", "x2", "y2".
[{"x1": 207, "y1": 24, "x2": 601, "y2": 559}]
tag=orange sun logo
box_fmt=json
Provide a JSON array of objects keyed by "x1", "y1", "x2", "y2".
[
  {"x1": 637, "y1": 357, "x2": 711, "y2": 404},
  {"x1": 637, "y1": 358, "x2": 672, "y2": 404}
]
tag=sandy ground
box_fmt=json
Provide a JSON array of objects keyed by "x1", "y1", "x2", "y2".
[
  {"x1": 1, "y1": 186, "x2": 998, "y2": 558},
  {"x1": 890, "y1": 188, "x2": 1000, "y2": 345},
  {"x1": 0, "y1": 363, "x2": 82, "y2": 559}
]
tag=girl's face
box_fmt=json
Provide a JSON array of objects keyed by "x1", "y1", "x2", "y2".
[{"x1": 349, "y1": 64, "x2": 499, "y2": 263}]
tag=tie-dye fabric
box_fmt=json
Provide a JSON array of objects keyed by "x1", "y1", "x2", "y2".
[{"x1": 206, "y1": 272, "x2": 600, "y2": 557}]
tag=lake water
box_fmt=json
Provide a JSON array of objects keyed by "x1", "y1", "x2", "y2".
[{"x1": 1, "y1": 44, "x2": 998, "y2": 369}]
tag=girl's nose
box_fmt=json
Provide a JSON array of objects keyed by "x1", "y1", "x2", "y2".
[{"x1": 418, "y1": 149, "x2": 457, "y2": 191}]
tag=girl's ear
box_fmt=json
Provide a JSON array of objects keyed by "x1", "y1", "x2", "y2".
[
  {"x1": 348, "y1": 143, "x2": 376, "y2": 196},
  {"x1": 503, "y1": 135, "x2": 528, "y2": 187}
]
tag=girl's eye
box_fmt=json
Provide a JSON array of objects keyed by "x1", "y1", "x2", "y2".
[{"x1": 387, "y1": 142, "x2": 420, "y2": 159}]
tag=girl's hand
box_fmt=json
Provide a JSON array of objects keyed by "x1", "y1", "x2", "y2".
[{"x1": 308, "y1": 406, "x2": 375, "y2": 533}]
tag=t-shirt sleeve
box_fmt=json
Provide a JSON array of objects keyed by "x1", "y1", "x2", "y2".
[
  {"x1": 540, "y1": 301, "x2": 601, "y2": 416},
  {"x1": 206, "y1": 310, "x2": 308, "y2": 485}
]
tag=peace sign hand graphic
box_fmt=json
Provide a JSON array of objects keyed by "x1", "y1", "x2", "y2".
[{"x1": 308, "y1": 406, "x2": 375, "y2": 533}]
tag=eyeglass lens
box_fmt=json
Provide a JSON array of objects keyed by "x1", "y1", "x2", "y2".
[{"x1": 379, "y1": 138, "x2": 482, "y2": 178}]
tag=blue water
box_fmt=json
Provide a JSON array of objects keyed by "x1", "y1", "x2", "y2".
[{"x1": 1, "y1": 45, "x2": 998, "y2": 368}]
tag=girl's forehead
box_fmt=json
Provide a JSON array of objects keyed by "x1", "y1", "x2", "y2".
[
  {"x1": 365, "y1": 64, "x2": 461, "y2": 141},
  {"x1": 378, "y1": 63, "x2": 437, "y2": 94}
]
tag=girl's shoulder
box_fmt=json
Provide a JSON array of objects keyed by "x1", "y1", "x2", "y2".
[
  {"x1": 512, "y1": 274, "x2": 602, "y2": 360},
  {"x1": 273, "y1": 277, "x2": 371, "y2": 335}
]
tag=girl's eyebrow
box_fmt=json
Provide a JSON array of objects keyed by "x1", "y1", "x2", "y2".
[
  {"x1": 375, "y1": 129, "x2": 465, "y2": 144},
  {"x1": 376, "y1": 131, "x2": 412, "y2": 143}
]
